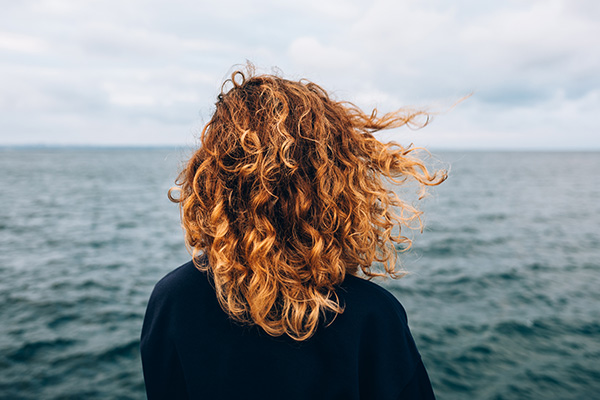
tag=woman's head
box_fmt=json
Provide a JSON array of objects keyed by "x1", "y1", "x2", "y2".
[{"x1": 170, "y1": 67, "x2": 446, "y2": 340}]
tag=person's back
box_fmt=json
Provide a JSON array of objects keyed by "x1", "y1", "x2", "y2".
[{"x1": 141, "y1": 67, "x2": 445, "y2": 399}]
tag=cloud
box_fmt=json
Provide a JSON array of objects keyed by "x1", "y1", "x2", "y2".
[
  {"x1": 288, "y1": 37, "x2": 363, "y2": 71},
  {"x1": 77, "y1": 23, "x2": 231, "y2": 60},
  {"x1": 0, "y1": 32, "x2": 48, "y2": 54}
]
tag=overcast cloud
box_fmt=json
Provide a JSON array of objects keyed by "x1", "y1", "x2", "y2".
[{"x1": 1, "y1": 0, "x2": 598, "y2": 149}]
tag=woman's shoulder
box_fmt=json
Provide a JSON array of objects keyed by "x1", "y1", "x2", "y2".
[
  {"x1": 148, "y1": 255, "x2": 212, "y2": 307},
  {"x1": 329, "y1": 274, "x2": 426, "y2": 398},
  {"x1": 154, "y1": 258, "x2": 203, "y2": 286},
  {"x1": 338, "y1": 273, "x2": 409, "y2": 324}
]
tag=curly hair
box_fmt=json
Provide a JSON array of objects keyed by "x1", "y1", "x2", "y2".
[{"x1": 169, "y1": 68, "x2": 446, "y2": 341}]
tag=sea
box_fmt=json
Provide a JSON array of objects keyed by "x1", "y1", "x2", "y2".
[{"x1": 0, "y1": 148, "x2": 599, "y2": 399}]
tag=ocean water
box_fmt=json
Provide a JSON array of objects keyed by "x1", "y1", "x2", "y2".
[{"x1": 0, "y1": 148, "x2": 599, "y2": 399}]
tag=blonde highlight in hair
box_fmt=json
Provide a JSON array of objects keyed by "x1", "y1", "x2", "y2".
[{"x1": 169, "y1": 67, "x2": 446, "y2": 341}]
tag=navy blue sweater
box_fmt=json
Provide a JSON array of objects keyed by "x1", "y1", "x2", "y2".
[{"x1": 141, "y1": 256, "x2": 435, "y2": 399}]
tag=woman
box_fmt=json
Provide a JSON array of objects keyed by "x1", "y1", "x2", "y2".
[{"x1": 141, "y1": 67, "x2": 445, "y2": 399}]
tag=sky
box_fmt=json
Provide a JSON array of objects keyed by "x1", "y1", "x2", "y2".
[{"x1": 0, "y1": 0, "x2": 598, "y2": 150}]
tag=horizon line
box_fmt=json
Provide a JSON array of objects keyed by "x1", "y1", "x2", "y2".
[{"x1": 1, "y1": 143, "x2": 599, "y2": 152}]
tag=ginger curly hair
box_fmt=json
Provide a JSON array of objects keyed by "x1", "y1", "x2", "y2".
[{"x1": 169, "y1": 68, "x2": 446, "y2": 341}]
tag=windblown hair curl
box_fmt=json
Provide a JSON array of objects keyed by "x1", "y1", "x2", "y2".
[{"x1": 169, "y1": 68, "x2": 446, "y2": 341}]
